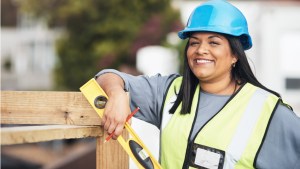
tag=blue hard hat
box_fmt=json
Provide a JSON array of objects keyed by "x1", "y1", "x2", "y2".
[{"x1": 178, "y1": 0, "x2": 252, "y2": 50}]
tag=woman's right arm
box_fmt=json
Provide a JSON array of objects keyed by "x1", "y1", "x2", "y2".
[{"x1": 96, "y1": 73, "x2": 131, "y2": 139}]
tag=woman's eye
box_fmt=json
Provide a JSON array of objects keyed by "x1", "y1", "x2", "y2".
[
  {"x1": 209, "y1": 41, "x2": 219, "y2": 46},
  {"x1": 189, "y1": 42, "x2": 199, "y2": 46}
]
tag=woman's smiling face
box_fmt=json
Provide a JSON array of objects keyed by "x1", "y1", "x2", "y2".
[{"x1": 187, "y1": 32, "x2": 237, "y2": 83}]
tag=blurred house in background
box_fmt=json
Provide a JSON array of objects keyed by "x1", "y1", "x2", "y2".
[
  {"x1": 1, "y1": 0, "x2": 59, "y2": 90},
  {"x1": 1, "y1": 0, "x2": 300, "y2": 169}
]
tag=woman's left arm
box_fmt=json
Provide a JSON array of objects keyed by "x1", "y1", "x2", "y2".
[{"x1": 256, "y1": 104, "x2": 300, "y2": 168}]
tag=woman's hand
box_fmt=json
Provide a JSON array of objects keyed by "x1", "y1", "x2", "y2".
[
  {"x1": 96, "y1": 73, "x2": 131, "y2": 139},
  {"x1": 102, "y1": 88, "x2": 130, "y2": 139}
]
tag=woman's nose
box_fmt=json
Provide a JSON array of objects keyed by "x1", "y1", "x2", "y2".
[{"x1": 196, "y1": 44, "x2": 208, "y2": 55}]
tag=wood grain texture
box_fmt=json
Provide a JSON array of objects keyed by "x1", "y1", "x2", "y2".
[
  {"x1": 1, "y1": 90, "x2": 129, "y2": 169},
  {"x1": 1, "y1": 125, "x2": 103, "y2": 145},
  {"x1": 1, "y1": 91, "x2": 101, "y2": 125},
  {"x1": 96, "y1": 132, "x2": 129, "y2": 169}
]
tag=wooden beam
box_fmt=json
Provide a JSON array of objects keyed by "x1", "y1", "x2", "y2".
[
  {"x1": 96, "y1": 131, "x2": 129, "y2": 169},
  {"x1": 1, "y1": 125, "x2": 103, "y2": 145},
  {"x1": 1, "y1": 91, "x2": 101, "y2": 125},
  {"x1": 1, "y1": 90, "x2": 130, "y2": 169}
]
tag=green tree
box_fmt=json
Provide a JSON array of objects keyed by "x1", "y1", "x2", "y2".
[{"x1": 17, "y1": 0, "x2": 183, "y2": 90}]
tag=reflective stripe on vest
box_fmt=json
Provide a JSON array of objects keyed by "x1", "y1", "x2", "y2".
[{"x1": 160, "y1": 77, "x2": 279, "y2": 169}]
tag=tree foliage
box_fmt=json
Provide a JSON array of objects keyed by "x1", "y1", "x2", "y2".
[{"x1": 17, "y1": 0, "x2": 183, "y2": 90}]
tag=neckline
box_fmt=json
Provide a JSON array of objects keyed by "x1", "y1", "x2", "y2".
[
  {"x1": 200, "y1": 82, "x2": 246, "y2": 97},
  {"x1": 200, "y1": 90, "x2": 232, "y2": 97}
]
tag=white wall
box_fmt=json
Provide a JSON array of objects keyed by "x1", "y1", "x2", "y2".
[
  {"x1": 1, "y1": 23, "x2": 59, "y2": 90},
  {"x1": 258, "y1": 4, "x2": 300, "y2": 113}
]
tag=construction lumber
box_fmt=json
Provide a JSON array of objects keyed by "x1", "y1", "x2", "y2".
[
  {"x1": 1, "y1": 90, "x2": 130, "y2": 169},
  {"x1": 1, "y1": 125, "x2": 102, "y2": 145},
  {"x1": 1, "y1": 91, "x2": 101, "y2": 125},
  {"x1": 96, "y1": 131, "x2": 129, "y2": 169}
]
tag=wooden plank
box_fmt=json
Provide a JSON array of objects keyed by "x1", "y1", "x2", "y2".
[
  {"x1": 1, "y1": 125, "x2": 103, "y2": 145},
  {"x1": 96, "y1": 132, "x2": 129, "y2": 169},
  {"x1": 1, "y1": 91, "x2": 101, "y2": 125}
]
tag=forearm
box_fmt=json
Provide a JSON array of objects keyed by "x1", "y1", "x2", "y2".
[
  {"x1": 95, "y1": 72, "x2": 131, "y2": 139},
  {"x1": 96, "y1": 73, "x2": 125, "y2": 97},
  {"x1": 95, "y1": 69, "x2": 179, "y2": 129}
]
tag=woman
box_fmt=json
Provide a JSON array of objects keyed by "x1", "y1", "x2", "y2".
[{"x1": 95, "y1": 0, "x2": 300, "y2": 168}]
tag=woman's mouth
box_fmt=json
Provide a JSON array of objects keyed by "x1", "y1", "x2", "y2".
[{"x1": 195, "y1": 59, "x2": 213, "y2": 64}]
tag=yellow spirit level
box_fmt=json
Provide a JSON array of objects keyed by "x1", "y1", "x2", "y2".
[{"x1": 80, "y1": 78, "x2": 162, "y2": 169}]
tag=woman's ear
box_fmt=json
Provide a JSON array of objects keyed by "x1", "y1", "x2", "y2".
[{"x1": 232, "y1": 55, "x2": 238, "y2": 64}]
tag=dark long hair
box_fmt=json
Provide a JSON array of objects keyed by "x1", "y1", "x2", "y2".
[{"x1": 169, "y1": 34, "x2": 281, "y2": 114}]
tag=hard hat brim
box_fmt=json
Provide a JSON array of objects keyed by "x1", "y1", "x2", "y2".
[{"x1": 178, "y1": 29, "x2": 252, "y2": 50}]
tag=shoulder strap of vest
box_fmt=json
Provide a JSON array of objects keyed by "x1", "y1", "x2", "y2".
[
  {"x1": 159, "y1": 76, "x2": 182, "y2": 128},
  {"x1": 165, "y1": 76, "x2": 182, "y2": 102},
  {"x1": 279, "y1": 98, "x2": 293, "y2": 111}
]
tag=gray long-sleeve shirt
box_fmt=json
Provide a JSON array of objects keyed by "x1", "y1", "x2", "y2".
[{"x1": 96, "y1": 69, "x2": 300, "y2": 169}]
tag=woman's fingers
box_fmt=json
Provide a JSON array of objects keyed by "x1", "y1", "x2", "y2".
[
  {"x1": 102, "y1": 108, "x2": 129, "y2": 138},
  {"x1": 100, "y1": 87, "x2": 131, "y2": 139},
  {"x1": 103, "y1": 118, "x2": 111, "y2": 131},
  {"x1": 127, "y1": 118, "x2": 132, "y2": 125},
  {"x1": 112, "y1": 123, "x2": 126, "y2": 139}
]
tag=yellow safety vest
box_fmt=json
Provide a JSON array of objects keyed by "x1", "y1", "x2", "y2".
[{"x1": 161, "y1": 77, "x2": 279, "y2": 169}]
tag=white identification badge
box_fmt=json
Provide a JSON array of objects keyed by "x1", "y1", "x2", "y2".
[
  {"x1": 188, "y1": 143, "x2": 225, "y2": 169},
  {"x1": 195, "y1": 148, "x2": 221, "y2": 169}
]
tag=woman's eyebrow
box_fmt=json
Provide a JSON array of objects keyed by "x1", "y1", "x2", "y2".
[
  {"x1": 189, "y1": 36, "x2": 199, "y2": 40},
  {"x1": 208, "y1": 35, "x2": 223, "y2": 40},
  {"x1": 190, "y1": 35, "x2": 223, "y2": 40}
]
